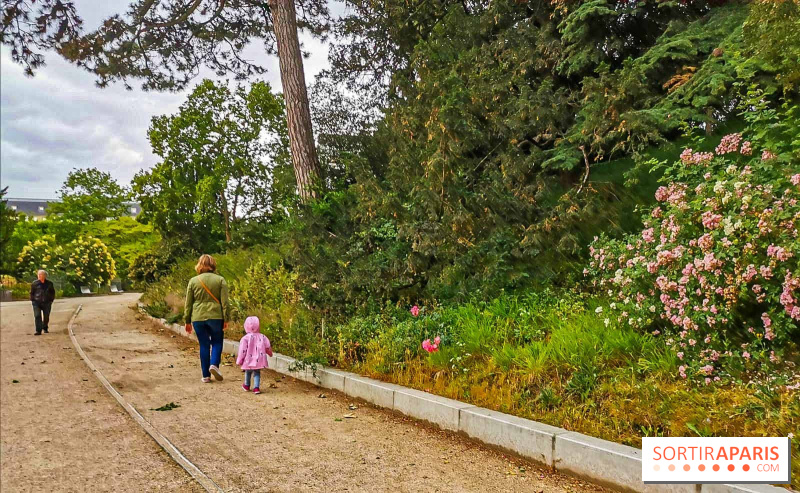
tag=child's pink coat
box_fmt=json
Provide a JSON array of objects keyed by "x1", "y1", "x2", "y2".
[{"x1": 236, "y1": 317, "x2": 273, "y2": 370}]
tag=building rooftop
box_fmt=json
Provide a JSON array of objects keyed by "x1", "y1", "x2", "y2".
[{"x1": 5, "y1": 198, "x2": 141, "y2": 218}]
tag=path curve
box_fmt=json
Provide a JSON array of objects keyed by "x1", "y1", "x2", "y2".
[{"x1": 4, "y1": 294, "x2": 607, "y2": 492}]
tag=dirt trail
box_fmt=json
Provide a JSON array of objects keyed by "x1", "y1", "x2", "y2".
[
  {"x1": 0, "y1": 295, "x2": 201, "y2": 492},
  {"x1": 3, "y1": 295, "x2": 607, "y2": 492}
]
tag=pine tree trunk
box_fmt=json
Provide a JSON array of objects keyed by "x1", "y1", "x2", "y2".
[{"x1": 268, "y1": 0, "x2": 321, "y2": 202}]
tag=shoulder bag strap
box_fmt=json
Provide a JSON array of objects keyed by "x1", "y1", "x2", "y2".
[{"x1": 198, "y1": 278, "x2": 221, "y2": 305}]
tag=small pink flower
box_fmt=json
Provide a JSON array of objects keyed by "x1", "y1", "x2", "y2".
[
  {"x1": 701, "y1": 211, "x2": 722, "y2": 230},
  {"x1": 740, "y1": 141, "x2": 752, "y2": 155},
  {"x1": 410, "y1": 305, "x2": 420, "y2": 317},
  {"x1": 743, "y1": 351, "x2": 751, "y2": 360},
  {"x1": 421, "y1": 339, "x2": 439, "y2": 353},
  {"x1": 715, "y1": 133, "x2": 742, "y2": 155},
  {"x1": 762, "y1": 149, "x2": 776, "y2": 161}
]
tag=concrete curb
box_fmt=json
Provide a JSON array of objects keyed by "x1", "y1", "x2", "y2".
[{"x1": 140, "y1": 306, "x2": 793, "y2": 493}]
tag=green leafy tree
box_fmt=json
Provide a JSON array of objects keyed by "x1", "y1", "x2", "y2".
[
  {"x1": 48, "y1": 168, "x2": 131, "y2": 223},
  {"x1": 0, "y1": 187, "x2": 21, "y2": 275},
  {"x1": 83, "y1": 217, "x2": 161, "y2": 279},
  {"x1": 743, "y1": 0, "x2": 800, "y2": 91},
  {"x1": 134, "y1": 79, "x2": 291, "y2": 251},
  {"x1": 294, "y1": 0, "x2": 799, "y2": 308}
]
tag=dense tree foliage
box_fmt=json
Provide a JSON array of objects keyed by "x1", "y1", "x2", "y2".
[
  {"x1": 47, "y1": 168, "x2": 131, "y2": 223},
  {"x1": 0, "y1": 187, "x2": 20, "y2": 275},
  {"x1": 292, "y1": 0, "x2": 799, "y2": 312},
  {"x1": 133, "y1": 79, "x2": 293, "y2": 251}
]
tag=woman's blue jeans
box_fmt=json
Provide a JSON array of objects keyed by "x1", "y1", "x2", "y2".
[{"x1": 192, "y1": 319, "x2": 224, "y2": 378}]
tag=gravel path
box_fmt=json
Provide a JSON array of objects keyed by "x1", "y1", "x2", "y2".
[
  {"x1": 2, "y1": 295, "x2": 607, "y2": 492},
  {"x1": 0, "y1": 296, "x2": 201, "y2": 492}
]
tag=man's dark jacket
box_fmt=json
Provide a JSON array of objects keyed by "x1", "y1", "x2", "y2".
[{"x1": 30, "y1": 279, "x2": 56, "y2": 304}]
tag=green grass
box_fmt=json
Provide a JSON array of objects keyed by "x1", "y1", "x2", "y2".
[{"x1": 142, "y1": 251, "x2": 799, "y2": 485}]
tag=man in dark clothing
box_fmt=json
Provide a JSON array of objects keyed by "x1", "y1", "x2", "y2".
[{"x1": 30, "y1": 270, "x2": 56, "y2": 335}]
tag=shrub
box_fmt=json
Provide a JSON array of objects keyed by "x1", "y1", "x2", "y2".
[
  {"x1": 16, "y1": 236, "x2": 63, "y2": 279},
  {"x1": 129, "y1": 240, "x2": 191, "y2": 286},
  {"x1": 587, "y1": 124, "x2": 800, "y2": 384},
  {"x1": 11, "y1": 282, "x2": 30, "y2": 300},
  {"x1": 0, "y1": 275, "x2": 16, "y2": 288},
  {"x1": 64, "y1": 236, "x2": 116, "y2": 287}
]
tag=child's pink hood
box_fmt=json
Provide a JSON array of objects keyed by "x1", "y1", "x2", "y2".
[{"x1": 236, "y1": 317, "x2": 273, "y2": 370}]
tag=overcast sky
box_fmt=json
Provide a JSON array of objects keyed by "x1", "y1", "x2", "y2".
[{"x1": 0, "y1": 0, "x2": 334, "y2": 199}]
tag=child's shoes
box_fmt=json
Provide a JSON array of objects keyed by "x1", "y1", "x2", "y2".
[
  {"x1": 252, "y1": 387, "x2": 261, "y2": 394},
  {"x1": 242, "y1": 384, "x2": 250, "y2": 392}
]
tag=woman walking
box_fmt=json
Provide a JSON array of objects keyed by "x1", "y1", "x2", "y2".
[{"x1": 184, "y1": 254, "x2": 230, "y2": 383}]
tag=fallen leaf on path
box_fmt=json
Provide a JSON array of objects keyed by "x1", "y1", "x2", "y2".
[
  {"x1": 343, "y1": 413, "x2": 356, "y2": 419},
  {"x1": 269, "y1": 383, "x2": 278, "y2": 388},
  {"x1": 151, "y1": 402, "x2": 180, "y2": 411},
  {"x1": 317, "y1": 393, "x2": 327, "y2": 398},
  {"x1": 348, "y1": 404, "x2": 358, "y2": 410},
  {"x1": 334, "y1": 418, "x2": 343, "y2": 422}
]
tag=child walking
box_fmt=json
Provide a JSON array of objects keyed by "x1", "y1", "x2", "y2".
[{"x1": 236, "y1": 316, "x2": 273, "y2": 394}]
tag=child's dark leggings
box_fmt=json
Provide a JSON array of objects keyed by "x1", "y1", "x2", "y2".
[{"x1": 245, "y1": 369, "x2": 261, "y2": 388}]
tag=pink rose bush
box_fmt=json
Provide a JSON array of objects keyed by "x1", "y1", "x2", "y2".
[{"x1": 586, "y1": 133, "x2": 799, "y2": 385}]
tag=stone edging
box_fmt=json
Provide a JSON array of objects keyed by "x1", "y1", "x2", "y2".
[{"x1": 141, "y1": 306, "x2": 791, "y2": 493}]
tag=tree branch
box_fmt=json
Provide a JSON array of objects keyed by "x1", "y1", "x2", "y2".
[
  {"x1": 144, "y1": 0, "x2": 203, "y2": 29},
  {"x1": 576, "y1": 145, "x2": 591, "y2": 195}
]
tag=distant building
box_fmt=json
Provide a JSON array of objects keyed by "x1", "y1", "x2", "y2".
[{"x1": 5, "y1": 198, "x2": 141, "y2": 221}]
